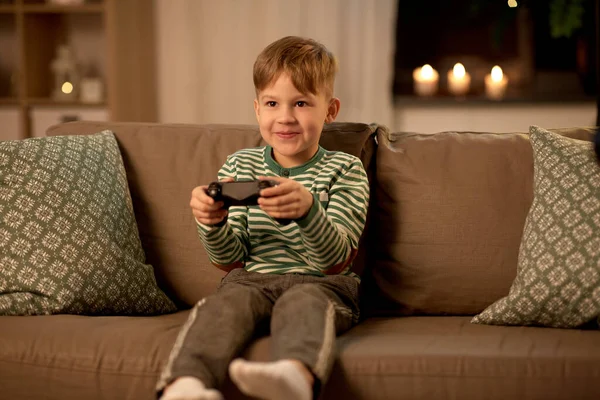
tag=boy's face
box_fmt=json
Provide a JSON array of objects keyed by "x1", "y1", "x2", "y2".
[{"x1": 254, "y1": 72, "x2": 340, "y2": 168}]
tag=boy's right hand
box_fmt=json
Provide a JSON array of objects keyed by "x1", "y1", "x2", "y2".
[{"x1": 190, "y1": 178, "x2": 234, "y2": 225}]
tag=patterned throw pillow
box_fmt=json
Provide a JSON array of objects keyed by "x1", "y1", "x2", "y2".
[
  {"x1": 472, "y1": 126, "x2": 600, "y2": 328},
  {"x1": 0, "y1": 131, "x2": 177, "y2": 315}
]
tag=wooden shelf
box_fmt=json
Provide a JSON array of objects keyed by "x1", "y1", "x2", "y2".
[
  {"x1": 22, "y1": 4, "x2": 104, "y2": 13},
  {"x1": 26, "y1": 97, "x2": 107, "y2": 107},
  {"x1": 0, "y1": 5, "x2": 17, "y2": 13},
  {"x1": 0, "y1": 0, "x2": 157, "y2": 138},
  {"x1": 0, "y1": 97, "x2": 20, "y2": 105}
]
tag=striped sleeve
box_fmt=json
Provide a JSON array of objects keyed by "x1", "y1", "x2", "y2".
[
  {"x1": 196, "y1": 155, "x2": 249, "y2": 270},
  {"x1": 296, "y1": 157, "x2": 369, "y2": 275}
]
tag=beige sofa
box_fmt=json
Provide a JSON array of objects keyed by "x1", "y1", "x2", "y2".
[{"x1": 0, "y1": 121, "x2": 598, "y2": 400}]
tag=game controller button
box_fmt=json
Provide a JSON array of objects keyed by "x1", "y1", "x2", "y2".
[{"x1": 258, "y1": 181, "x2": 270, "y2": 190}]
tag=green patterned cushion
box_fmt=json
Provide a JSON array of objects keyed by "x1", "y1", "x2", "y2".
[
  {"x1": 472, "y1": 125, "x2": 600, "y2": 328},
  {"x1": 0, "y1": 131, "x2": 177, "y2": 315}
]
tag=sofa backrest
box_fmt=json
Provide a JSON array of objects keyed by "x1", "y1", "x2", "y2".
[
  {"x1": 46, "y1": 121, "x2": 379, "y2": 308},
  {"x1": 46, "y1": 121, "x2": 596, "y2": 315},
  {"x1": 364, "y1": 126, "x2": 597, "y2": 316}
]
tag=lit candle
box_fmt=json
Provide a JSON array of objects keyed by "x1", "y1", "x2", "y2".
[
  {"x1": 412, "y1": 64, "x2": 439, "y2": 96},
  {"x1": 447, "y1": 63, "x2": 471, "y2": 96},
  {"x1": 485, "y1": 65, "x2": 508, "y2": 100}
]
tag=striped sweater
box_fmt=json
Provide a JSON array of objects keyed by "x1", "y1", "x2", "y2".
[{"x1": 196, "y1": 145, "x2": 369, "y2": 280}]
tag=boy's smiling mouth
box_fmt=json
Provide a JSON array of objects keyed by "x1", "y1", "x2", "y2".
[{"x1": 275, "y1": 131, "x2": 299, "y2": 139}]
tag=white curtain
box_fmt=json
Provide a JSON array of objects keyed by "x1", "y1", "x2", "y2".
[{"x1": 155, "y1": 0, "x2": 397, "y2": 128}]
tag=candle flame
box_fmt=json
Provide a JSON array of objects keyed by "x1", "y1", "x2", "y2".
[
  {"x1": 61, "y1": 82, "x2": 74, "y2": 94},
  {"x1": 508, "y1": 0, "x2": 518, "y2": 7},
  {"x1": 491, "y1": 66, "x2": 503, "y2": 82},
  {"x1": 421, "y1": 64, "x2": 434, "y2": 80},
  {"x1": 453, "y1": 63, "x2": 466, "y2": 79}
]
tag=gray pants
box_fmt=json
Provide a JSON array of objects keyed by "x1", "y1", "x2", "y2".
[{"x1": 156, "y1": 268, "x2": 360, "y2": 397}]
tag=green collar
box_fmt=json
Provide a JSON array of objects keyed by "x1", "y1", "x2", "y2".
[{"x1": 265, "y1": 145, "x2": 325, "y2": 177}]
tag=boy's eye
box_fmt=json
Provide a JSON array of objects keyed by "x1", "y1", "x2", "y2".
[
  {"x1": 295, "y1": 101, "x2": 307, "y2": 107},
  {"x1": 266, "y1": 101, "x2": 277, "y2": 107}
]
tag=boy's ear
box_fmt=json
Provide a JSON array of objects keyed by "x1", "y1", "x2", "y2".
[
  {"x1": 325, "y1": 97, "x2": 341, "y2": 123},
  {"x1": 253, "y1": 98, "x2": 260, "y2": 122}
]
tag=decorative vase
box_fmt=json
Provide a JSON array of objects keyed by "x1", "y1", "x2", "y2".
[
  {"x1": 80, "y1": 77, "x2": 104, "y2": 104},
  {"x1": 50, "y1": 45, "x2": 80, "y2": 102}
]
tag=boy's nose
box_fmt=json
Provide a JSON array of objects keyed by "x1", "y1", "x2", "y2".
[{"x1": 276, "y1": 106, "x2": 296, "y2": 123}]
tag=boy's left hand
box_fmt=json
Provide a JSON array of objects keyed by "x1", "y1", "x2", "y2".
[{"x1": 257, "y1": 176, "x2": 314, "y2": 221}]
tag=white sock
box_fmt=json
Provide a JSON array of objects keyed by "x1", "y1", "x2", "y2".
[
  {"x1": 228, "y1": 359, "x2": 312, "y2": 400},
  {"x1": 160, "y1": 376, "x2": 223, "y2": 400}
]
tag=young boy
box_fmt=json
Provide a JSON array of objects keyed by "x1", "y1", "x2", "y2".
[{"x1": 156, "y1": 36, "x2": 370, "y2": 400}]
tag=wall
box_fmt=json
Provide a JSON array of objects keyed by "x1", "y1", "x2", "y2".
[
  {"x1": 395, "y1": 102, "x2": 597, "y2": 133},
  {"x1": 153, "y1": 0, "x2": 397, "y2": 127},
  {"x1": 153, "y1": 0, "x2": 596, "y2": 133}
]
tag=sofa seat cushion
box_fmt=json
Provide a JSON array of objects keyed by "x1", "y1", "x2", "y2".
[
  {"x1": 0, "y1": 311, "x2": 189, "y2": 399},
  {"x1": 323, "y1": 316, "x2": 600, "y2": 400},
  {"x1": 2, "y1": 314, "x2": 599, "y2": 400}
]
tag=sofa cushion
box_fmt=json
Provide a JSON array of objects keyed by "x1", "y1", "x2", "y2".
[
  {"x1": 3, "y1": 315, "x2": 598, "y2": 400},
  {"x1": 45, "y1": 122, "x2": 378, "y2": 307},
  {"x1": 368, "y1": 126, "x2": 597, "y2": 316},
  {"x1": 0, "y1": 311, "x2": 189, "y2": 399},
  {"x1": 472, "y1": 126, "x2": 600, "y2": 328},
  {"x1": 321, "y1": 317, "x2": 600, "y2": 400},
  {"x1": 0, "y1": 131, "x2": 176, "y2": 315}
]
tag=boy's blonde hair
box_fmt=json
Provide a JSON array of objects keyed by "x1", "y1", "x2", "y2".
[{"x1": 253, "y1": 36, "x2": 338, "y2": 98}]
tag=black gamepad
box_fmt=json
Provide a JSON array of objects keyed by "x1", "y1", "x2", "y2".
[
  {"x1": 206, "y1": 180, "x2": 292, "y2": 225},
  {"x1": 206, "y1": 180, "x2": 278, "y2": 206}
]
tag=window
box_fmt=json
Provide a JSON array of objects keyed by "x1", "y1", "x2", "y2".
[{"x1": 393, "y1": 0, "x2": 598, "y2": 100}]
